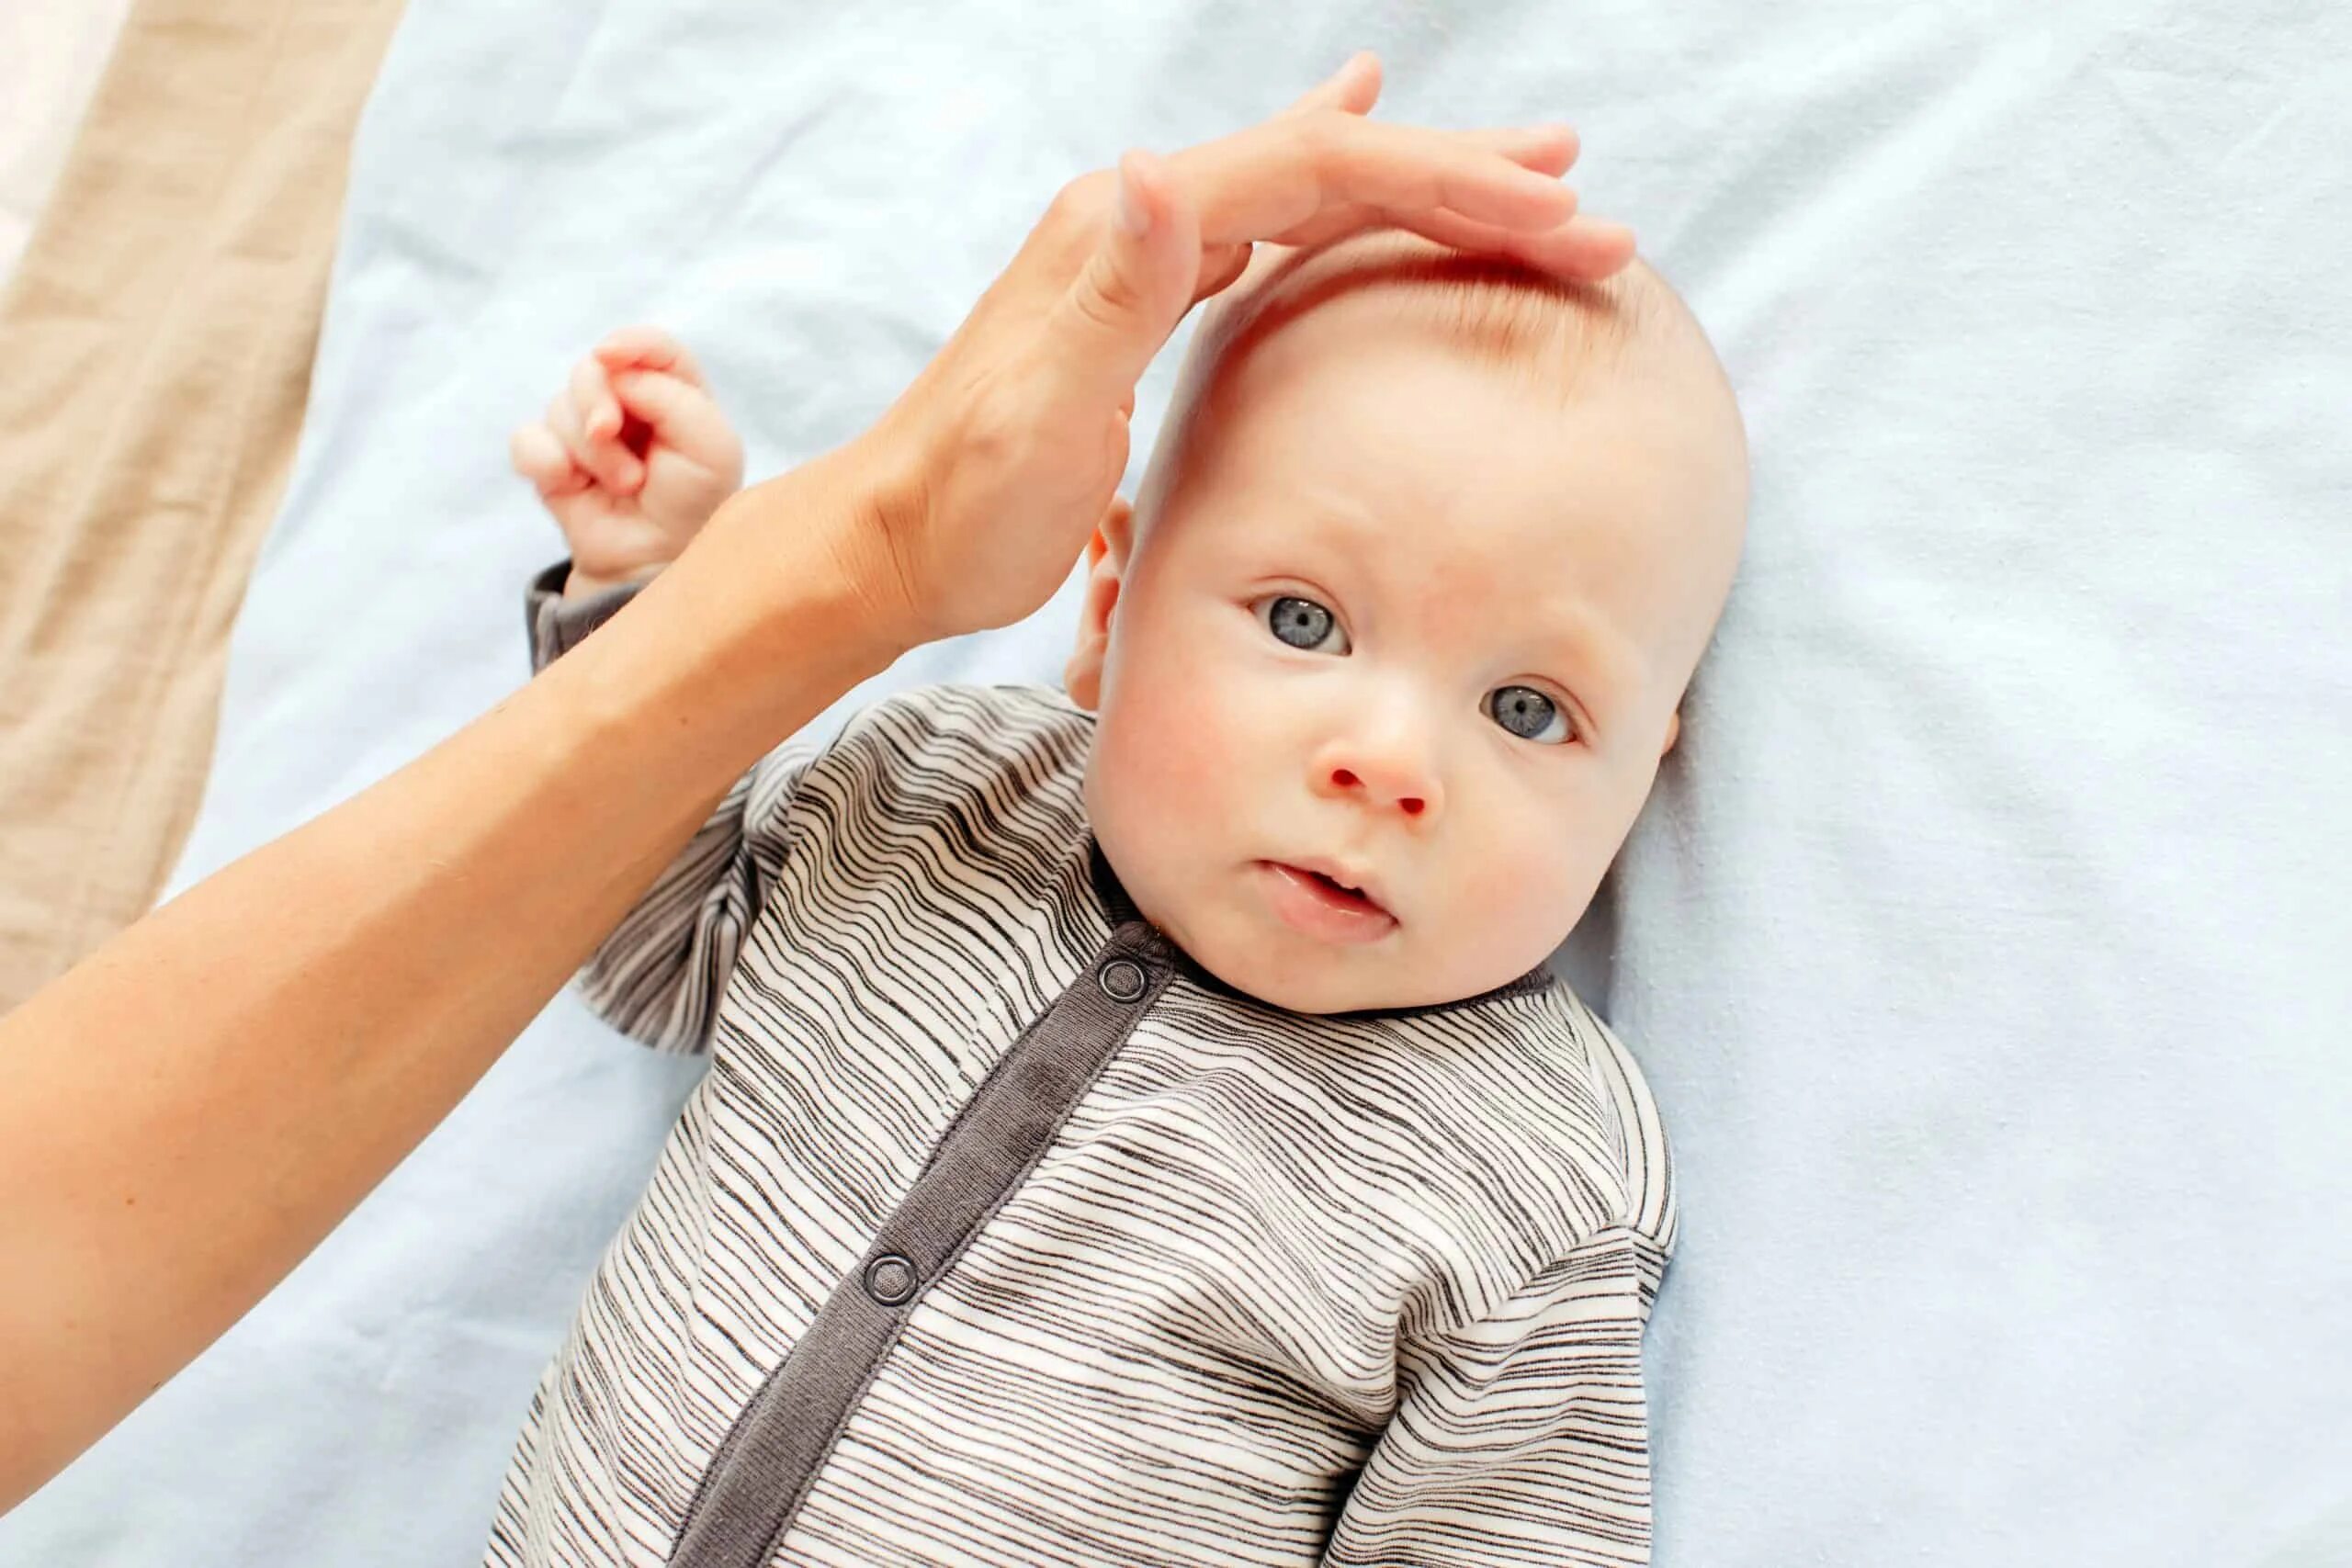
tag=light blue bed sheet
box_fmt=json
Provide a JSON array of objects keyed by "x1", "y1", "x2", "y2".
[{"x1": 5, "y1": 0, "x2": 2346, "y2": 1563}]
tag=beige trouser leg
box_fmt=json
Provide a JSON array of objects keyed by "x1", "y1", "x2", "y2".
[{"x1": 0, "y1": 0, "x2": 412, "y2": 1010}]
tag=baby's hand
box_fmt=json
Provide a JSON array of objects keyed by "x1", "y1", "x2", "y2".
[{"x1": 509, "y1": 327, "x2": 745, "y2": 598}]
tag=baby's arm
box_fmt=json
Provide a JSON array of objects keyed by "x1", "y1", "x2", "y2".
[
  {"x1": 517, "y1": 331, "x2": 831, "y2": 1055},
  {"x1": 1321, "y1": 1225, "x2": 1671, "y2": 1567}
]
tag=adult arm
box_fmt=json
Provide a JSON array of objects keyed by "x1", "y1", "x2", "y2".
[
  {"x1": 0, "y1": 452, "x2": 917, "y2": 1508},
  {"x1": 523, "y1": 558, "x2": 842, "y2": 1055}
]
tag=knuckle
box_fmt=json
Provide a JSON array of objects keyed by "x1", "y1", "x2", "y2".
[
  {"x1": 1073, "y1": 257, "x2": 1142, "y2": 332},
  {"x1": 960, "y1": 382, "x2": 1026, "y2": 467},
  {"x1": 1024, "y1": 170, "x2": 1113, "y2": 275}
]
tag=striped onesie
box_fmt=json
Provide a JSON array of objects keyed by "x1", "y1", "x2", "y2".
[{"x1": 491, "y1": 559, "x2": 1679, "y2": 1567}]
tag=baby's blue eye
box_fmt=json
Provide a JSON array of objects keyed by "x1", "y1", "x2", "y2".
[
  {"x1": 1488, "y1": 685, "x2": 1572, "y2": 745},
  {"x1": 1258, "y1": 593, "x2": 1349, "y2": 654}
]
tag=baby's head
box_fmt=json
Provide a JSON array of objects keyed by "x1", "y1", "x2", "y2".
[{"x1": 1065, "y1": 230, "x2": 1748, "y2": 1014}]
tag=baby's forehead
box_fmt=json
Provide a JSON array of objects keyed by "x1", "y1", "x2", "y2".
[{"x1": 1189, "y1": 379, "x2": 1670, "y2": 619}]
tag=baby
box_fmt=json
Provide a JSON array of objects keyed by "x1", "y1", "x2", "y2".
[{"x1": 500, "y1": 228, "x2": 1747, "y2": 1567}]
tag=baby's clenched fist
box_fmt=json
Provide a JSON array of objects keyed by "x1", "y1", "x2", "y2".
[{"x1": 509, "y1": 326, "x2": 745, "y2": 599}]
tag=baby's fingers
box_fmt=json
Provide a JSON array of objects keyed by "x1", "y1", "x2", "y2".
[
  {"x1": 550, "y1": 373, "x2": 642, "y2": 494},
  {"x1": 609, "y1": 368, "x2": 743, "y2": 484},
  {"x1": 566, "y1": 356, "x2": 628, "y2": 447},
  {"x1": 510, "y1": 423, "x2": 590, "y2": 499},
  {"x1": 592, "y1": 325, "x2": 710, "y2": 390}
]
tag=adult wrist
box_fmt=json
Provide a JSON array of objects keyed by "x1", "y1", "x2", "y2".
[
  {"x1": 544, "y1": 447, "x2": 922, "y2": 784},
  {"x1": 725, "y1": 430, "x2": 937, "y2": 650}
]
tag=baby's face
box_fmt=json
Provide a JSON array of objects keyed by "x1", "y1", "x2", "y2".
[{"x1": 1071, "y1": 286, "x2": 1739, "y2": 1014}]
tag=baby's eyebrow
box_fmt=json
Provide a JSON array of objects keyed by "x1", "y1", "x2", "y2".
[
  {"x1": 1527, "y1": 597, "x2": 1644, "y2": 733},
  {"x1": 1295, "y1": 500, "x2": 1379, "y2": 555},
  {"x1": 1540, "y1": 600, "x2": 1624, "y2": 682}
]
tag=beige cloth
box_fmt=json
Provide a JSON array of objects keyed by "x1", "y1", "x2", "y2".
[{"x1": 0, "y1": 0, "x2": 409, "y2": 1011}]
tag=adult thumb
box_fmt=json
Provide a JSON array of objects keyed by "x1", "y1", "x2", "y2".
[{"x1": 1048, "y1": 150, "x2": 1201, "y2": 413}]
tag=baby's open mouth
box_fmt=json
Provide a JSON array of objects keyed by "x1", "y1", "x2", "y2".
[
  {"x1": 1272, "y1": 863, "x2": 1390, "y2": 918},
  {"x1": 1255, "y1": 862, "x2": 1397, "y2": 944}
]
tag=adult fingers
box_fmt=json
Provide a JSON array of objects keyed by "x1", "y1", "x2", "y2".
[
  {"x1": 1169, "y1": 110, "x2": 1577, "y2": 250},
  {"x1": 1171, "y1": 110, "x2": 1577, "y2": 307},
  {"x1": 1213, "y1": 123, "x2": 1580, "y2": 255},
  {"x1": 1379, "y1": 205, "x2": 1639, "y2": 278},
  {"x1": 1281, "y1": 51, "x2": 1381, "y2": 118},
  {"x1": 1453, "y1": 122, "x2": 1579, "y2": 179},
  {"x1": 592, "y1": 325, "x2": 708, "y2": 390},
  {"x1": 1255, "y1": 123, "x2": 1578, "y2": 243},
  {"x1": 1046, "y1": 149, "x2": 1204, "y2": 430},
  {"x1": 1189, "y1": 243, "x2": 1255, "y2": 308},
  {"x1": 1277, "y1": 59, "x2": 1577, "y2": 168},
  {"x1": 1257, "y1": 194, "x2": 1637, "y2": 280},
  {"x1": 1261, "y1": 170, "x2": 1567, "y2": 249}
]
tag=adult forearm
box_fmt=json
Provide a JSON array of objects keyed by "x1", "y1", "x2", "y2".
[{"x1": 0, "y1": 455, "x2": 915, "y2": 1508}]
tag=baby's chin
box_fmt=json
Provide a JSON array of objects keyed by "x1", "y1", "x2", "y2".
[
  {"x1": 1198, "y1": 951, "x2": 1419, "y2": 1016},
  {"x1": 1168, "y1": 908, "x2": 1472, "y2": 1017}
]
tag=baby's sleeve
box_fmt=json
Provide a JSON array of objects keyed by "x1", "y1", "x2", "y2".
[
  {"x1": 1320, "y1": 1224, "x2": 1672, "y2": 1568},
  {"x1": 524, "y1": 558, "x2": 839, "y2": 1055}
]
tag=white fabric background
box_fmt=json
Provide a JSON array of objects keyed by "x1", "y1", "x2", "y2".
[{"x1": 6, "y1": 1, "x2": 2346, "y2": 1563}]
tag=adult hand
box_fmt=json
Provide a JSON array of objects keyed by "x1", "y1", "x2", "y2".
[{"x1": 733, "y1": 51, "x2": 1637, "y2": 649}]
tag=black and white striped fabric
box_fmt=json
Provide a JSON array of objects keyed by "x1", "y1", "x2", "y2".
[{"x1": 492, "y1": 561, "x2": 1679, "y2": 1567}]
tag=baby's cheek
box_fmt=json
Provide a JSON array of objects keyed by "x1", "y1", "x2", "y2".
[
  {"x1": 1143, "y1": 678, "x2": 1246, "y2": 804},
  {"x1": 1457, "y1": 829, "x2": 1589, "y2": 953},
  {"x1": 1091, "y1": 682, "x2": 1225, "y2": 853}
]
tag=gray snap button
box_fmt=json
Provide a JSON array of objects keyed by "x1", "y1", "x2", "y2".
[
  {"x1": 1097, "y1": 957, "x2": 1148, "y2": 1002},
  {"x1": 863, "y1": 1253, "x2": 918, "y2": 1305}
]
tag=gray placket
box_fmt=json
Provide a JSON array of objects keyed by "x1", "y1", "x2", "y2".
[{"x1": 665, "y1": 839, "x2": 1173, "y2": 1568}]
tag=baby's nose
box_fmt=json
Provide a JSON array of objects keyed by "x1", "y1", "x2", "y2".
[
  {"x1": 1329, "y1": 761, "x2": 1433, "y2": 818},
  {"x1": 1320, "y1": 730, "x2": 1442, "y2": 819}
]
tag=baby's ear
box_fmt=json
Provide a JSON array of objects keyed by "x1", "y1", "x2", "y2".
[{"x1": 1066, "y1": 497, "x2": 1134, "y2": 711}]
